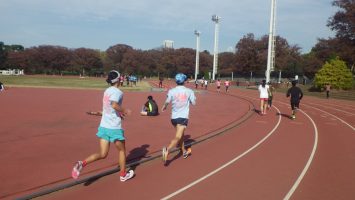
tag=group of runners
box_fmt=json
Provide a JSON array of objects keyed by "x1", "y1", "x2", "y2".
[
  {"x1": 71, "y1": 71, "x2": 304, "y2": 182},
  {"x1": 216, "y1": 79, "x2": 231, "y2": 92},
  {"x1": 194, "y1": 78, "x2": 231, "y2": 92},
  {"x1": 72, "y1": 71, "x2": 196, "y2": 182},
  {"x1": 258, "y1": 79, "x2": 303, "y2": 119}
]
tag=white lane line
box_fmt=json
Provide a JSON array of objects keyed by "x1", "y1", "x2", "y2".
[
  {"x1": 315, "y1": 101, "x2": 355, "y2": 111},
  {"x1": 160, "y1": 106, "x2": 282, "y2": 200},
  {"x1": 284, "y1": 109, "x2": 318, "y2": 200},
  {"x1": 303, "y1": 104, "x2": 355, "y2": 131},
  {"x1": 306, "y1": 102, "x2": 355, "y2": 116}
]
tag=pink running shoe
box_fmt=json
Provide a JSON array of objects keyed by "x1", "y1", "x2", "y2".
[
  {"x1": 120, "y1": 170, "x2": 135, "y2": 182},
  {"x1": 71, "y1": 161, "x2": 83, "y2": 179}
]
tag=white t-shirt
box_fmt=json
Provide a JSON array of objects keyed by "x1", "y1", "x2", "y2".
[
  {"x1": 258, "y1": 84, "x2": 269, "y2": 98},
  {"x1": 165, "y1": 85, "x2": 196, "y2": 119},
  {"x1": 100, "y1": 86, "x2": 123, "y2": 129}
]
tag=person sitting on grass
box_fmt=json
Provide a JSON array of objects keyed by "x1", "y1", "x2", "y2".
[{"x1": 140, "y1": 95, "x2": 159, "y2": 116}]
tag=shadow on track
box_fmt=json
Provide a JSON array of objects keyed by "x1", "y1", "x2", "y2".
[
  {"x1": 83, "y1": 144, "x2": 150, "y2": 186},
  {"x1": 164, "y1": 135, "x2": 195, "y2": 167},
  {"x1": 276, "y1": 112, "x2": 292, "y2": 119}
]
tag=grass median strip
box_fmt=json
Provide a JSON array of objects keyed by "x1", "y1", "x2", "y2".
[{"x1": 0, "y1": 75, "x2": 152, "y2": 91}]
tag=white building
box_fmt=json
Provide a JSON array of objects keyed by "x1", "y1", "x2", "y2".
[
  {"x1": 163, "y1": 40, "x2": 174, "y2": 49},
  {"x1": 0, "y1": 69, "x2": 24, "y2": 75}
]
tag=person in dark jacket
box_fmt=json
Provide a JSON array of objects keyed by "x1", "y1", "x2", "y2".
[
  {"x1": 286, "y1": 80, "x2": 303, "y2": 120},
  {"x1": 140, "y1": 95, "x2": 159, "y2": 116}
]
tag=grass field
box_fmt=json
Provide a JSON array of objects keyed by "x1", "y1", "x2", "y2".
[{"x1": 0, "y1": 75, "x2": 152, "y2": 91}]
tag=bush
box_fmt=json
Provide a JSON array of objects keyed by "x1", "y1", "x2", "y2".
[{"x1": 314, "y1": 57, "x2": 353, "y2": 90}]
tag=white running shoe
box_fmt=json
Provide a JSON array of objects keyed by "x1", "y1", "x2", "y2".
[
  {"x1": 71, "y1": 161, "x2": 83, "y2": 179},
  {"x1": 120, "y1": 170, "x2": 135, "y2": 182}
]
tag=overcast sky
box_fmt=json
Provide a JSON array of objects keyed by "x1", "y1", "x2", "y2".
[{"x1": 0, "y1": 0, "x2": 338, "y2": 53}]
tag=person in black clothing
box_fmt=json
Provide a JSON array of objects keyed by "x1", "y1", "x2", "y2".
[
  {"x1": 159, "y1": 77, "x2": 164, "y2": 88},
  {"x1": 286, "y1": 80, "x2": 303, "y2": 120},
  {"x1": 140, "y1": 95, "x2": 159, "y2": 116},
  {"x1": 0, "y1": 82, "x2": 4, "y2": 92}
]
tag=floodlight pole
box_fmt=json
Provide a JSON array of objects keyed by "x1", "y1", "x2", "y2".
[
  {"x1": 266, "y1": 0, "x2": 276, "y2": 83},
  {"x1": 212, "y1": 15, "x2": 220, "y2": 81},
  {"x1": 194, "y1": 30, "x2": 201, "y2": 81}
]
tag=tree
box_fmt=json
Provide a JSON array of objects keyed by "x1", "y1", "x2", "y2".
[
  {"x1": 0, "y1": 42, "x2": 7, "y2": 68},
  {"x1": 174, "y1": 48, "x2": 195, "y2": 76},
  {"x1": 327, "y1": 0, "x2": 355, "y2": 70},
  {"x1": 218, "y1": 52, "x2": 235, "y2": 75},
  {"x1": 301, "y1": 52, "x2": 324, "y2": 79},
  {"x1": 106, "y1": 44, "x2": 133, "y2": 71},
  {"x1": 328, "y1": 0, "x2": 355, "y2": 42},
  {"x1": 235, "y1": 33, "x2": 260, "y2": 73},
  {"x1": 72, "y1": 48, "x2": 103, "y2": 76},
  {"x1": 314, "y1": 57, "x2": 353, "y2": 89},
  {"x1": 235, "y1": 33, "x2": 302, "y2": 78}
]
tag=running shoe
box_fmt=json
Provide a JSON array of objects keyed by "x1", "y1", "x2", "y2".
[
  {"x1": 120, "y1": 170, "x2": 135, "y2": 182},
  {"x1": 183, "y1": 148, "x2": 192, "y2": 159},
  {"x1": 162, "y1": 147, "x2": 168, "y2": 164},
  {"x1": 71, "y1": 161, "x2": 83, "y2": 179}
]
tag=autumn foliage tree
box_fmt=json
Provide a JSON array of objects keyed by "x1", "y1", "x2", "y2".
[{"x1": 311, "y1": 0, "x2": 355, "y2": 75}]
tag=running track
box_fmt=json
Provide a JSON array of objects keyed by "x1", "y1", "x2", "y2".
[{"x1": 0, "y1": 81, "x2": 354, "y2": 199}]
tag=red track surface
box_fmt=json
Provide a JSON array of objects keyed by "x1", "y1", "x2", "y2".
[{"x1": 0, "y1": 81, "x2": 354, "y2": 200}]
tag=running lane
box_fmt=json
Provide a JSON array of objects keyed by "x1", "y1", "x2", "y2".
[
  {"x1": 234, "y1": 86, "x2": 355, "y2": 199},
  {"x1": 39, "y1": 86, "x2": 317, "y2": 199},
  {"x1": 0, "y1": 87, "x2": 248, "y2": 199}
]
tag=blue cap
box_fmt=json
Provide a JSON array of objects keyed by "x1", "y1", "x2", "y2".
[{"x1": 175, "y1": 73, "x2": 187, "y2": 84}]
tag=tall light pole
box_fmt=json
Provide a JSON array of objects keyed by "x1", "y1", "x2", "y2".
[
  {"x1": 266, "y1": 0, "x2": 276, "y2": 83},
  {"x1": 212, "y1": 15, "x2": 220, "y2": 81},
  {"x1": 194, "y1": 30, "x2": 201, "y2": 81}
]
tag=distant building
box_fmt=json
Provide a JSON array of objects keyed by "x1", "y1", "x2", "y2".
[
  {"x1": 163, "y1": 40, "x2": 174, "y2": 49},
  {"x1": 0, "y1": 69, "x2": 24, "y2": 75}
]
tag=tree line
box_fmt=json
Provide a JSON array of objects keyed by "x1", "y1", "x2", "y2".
[{"x1": 0, "y1": 0, "x2": 353, "y2": 81}]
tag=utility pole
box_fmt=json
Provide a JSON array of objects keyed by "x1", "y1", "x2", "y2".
[
  {"x1": 212, "y1": 15, "x2": 220, "y2": 81},
  {"x1": 266, "y1": 0, "x2": 276, "y2": 83},
  {"x1": 194, "y1": 30, "x2": 201, "y2": 81}
]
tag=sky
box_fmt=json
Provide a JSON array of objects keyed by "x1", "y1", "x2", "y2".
[{"x1": 0, "y1": 0, "x2": 338, "y2": 53}]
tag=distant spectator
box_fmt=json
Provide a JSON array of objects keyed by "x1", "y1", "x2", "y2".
[
  {"x1": 129, "y1": 75, "x2": 137, "y2": 86},
  {"x1": 325, "y1": 83, "x2": 331, "y2": 99},
  {"x1": 159, "y1": 77, "x2": 163, "y2": 88},
  {"x1": 0, "y1": 82, "x2": 4, "y2": 92},
  {"x1": 119, "y1": 75, "x2": 124, "y2": 87},
  {"x1": 126, "y1": 75, "x2": 130, "y2": 86}
]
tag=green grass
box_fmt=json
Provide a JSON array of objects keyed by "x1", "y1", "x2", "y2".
[{"x1": 0, "y1": 75, "x2": 152, "y2": 91}]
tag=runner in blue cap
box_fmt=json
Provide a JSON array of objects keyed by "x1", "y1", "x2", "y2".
[{"x1": 161, "y1": 73, "x2": 196, "y2": 165}]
